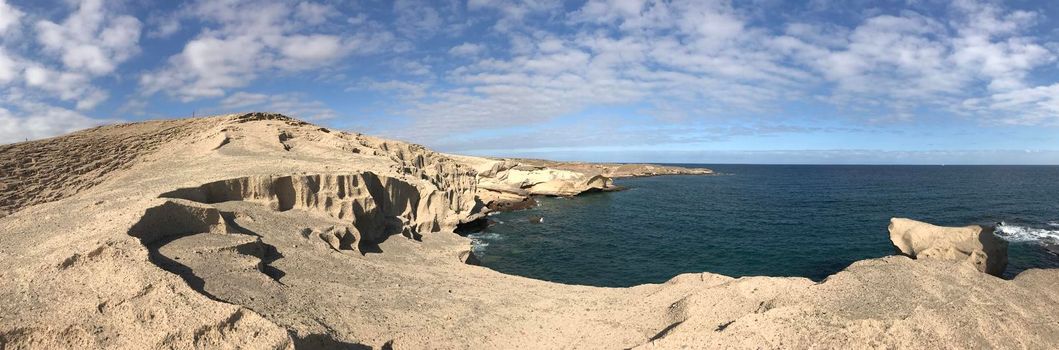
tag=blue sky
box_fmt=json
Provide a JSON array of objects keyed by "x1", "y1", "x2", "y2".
[{"x1": 1, "y1": 0, "x2": 1059, "y2": 164}]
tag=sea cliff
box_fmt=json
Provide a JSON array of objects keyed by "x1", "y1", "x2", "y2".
[{"x1": 0, "y1": 113, "x2": 1056, "y2": 349}]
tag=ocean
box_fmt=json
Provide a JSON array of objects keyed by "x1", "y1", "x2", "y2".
[{"x1": 467, "y1": 165, "x2": 1059, "y2": 287}]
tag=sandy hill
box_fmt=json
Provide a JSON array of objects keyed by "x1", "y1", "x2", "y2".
[{"x1": 0, "y1": 113, "x2": 1056, "y2": 349}]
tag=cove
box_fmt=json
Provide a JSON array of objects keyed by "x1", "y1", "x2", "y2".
[{"x1": 469, "y1": 164, "x2": 1059, "y2": 287}]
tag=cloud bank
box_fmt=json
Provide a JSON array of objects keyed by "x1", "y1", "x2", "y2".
[{"x1": 0, "y1": 0, "x2": 1057, "y2": 163}]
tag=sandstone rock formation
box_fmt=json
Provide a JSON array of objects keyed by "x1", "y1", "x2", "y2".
[
  {"x1": 0, "y1": 113, "x2": 1056, "y2": 349},
  {"x1": 446, "y1": 155, "x2": 709, "y2": 213},
  {"x1": 889, "y1": 217, "x2": 1009, "y2": 276},
  {"x1": 454, "y1": 156, "x2": 612, "y2": 194},
  {"x1": 502, "y1": 158, "x2": 715, "y2": 178}
]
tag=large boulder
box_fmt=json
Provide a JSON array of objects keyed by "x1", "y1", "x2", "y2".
[{"x1": 888, "y1": 218, "x2": 1008, "y2": 276}]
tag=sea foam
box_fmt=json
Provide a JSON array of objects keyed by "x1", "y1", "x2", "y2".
[
  {"x1": 468, "y1": 232, "x2": 503, "y2": 253},
  {"x1": 995, "y1": 224, "x2": 1059, "y2": 243}
]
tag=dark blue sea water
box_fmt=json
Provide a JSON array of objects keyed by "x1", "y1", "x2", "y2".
[{"x1": 468, "y1": 165, "x2": 1059, "y2": 287}]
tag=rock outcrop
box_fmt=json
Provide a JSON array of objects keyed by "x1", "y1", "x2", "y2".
[
  {"x1": 446, "y1": 155, "x2": 706, "y2": 213},
  {"x1": 505, "y1": 158, "x2": 715, "y2": 178},
  {"x1": 159, "y1": 173, "x2": 464, "y2": 243},
  {"x1": 472, "y1": 158, "x2": 615, "y2": 196},
  {"x1": 889, "y1": 217, "x2": 1009, "y2": 276}
]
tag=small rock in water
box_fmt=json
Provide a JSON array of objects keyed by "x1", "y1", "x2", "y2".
[
  {"x1": 528, "y1": 216, "x2": 544, "y2": 224},
  {"x1": 1043, "y1": 238, "x2": 1059, "y2": 257}
]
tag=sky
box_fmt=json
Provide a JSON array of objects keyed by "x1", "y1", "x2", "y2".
[{"x1": 1, "y1": 0, "x2": 1059, "y2": 164}]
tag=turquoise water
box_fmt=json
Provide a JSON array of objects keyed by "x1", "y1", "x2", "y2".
[{"x1": 468, "y1": 165, "x2": 1059, "y2": 287}]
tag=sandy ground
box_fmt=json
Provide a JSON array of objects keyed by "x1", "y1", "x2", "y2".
[{"x1": 0, "y1": 113, "x2": 1056, "y2": 349}]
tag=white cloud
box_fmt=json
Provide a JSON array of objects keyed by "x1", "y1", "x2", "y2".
[
  {"x1": 359, "y1": 79, "x2": 430, "y2": 99},
  {"x1": 394, "y1": 59, "x2": 432, "y2": 76},
  {"x1": 141, "y1": 0, "x2": 395, "y2": 101},
  {"x1": 75, "y1": 89, "x2": 108, "y2": 110},
  {"x1": 141, "y1": 35, "x2": 264, "y2": 99},
  {"x1": 468, "y1": 0, "x2": 562, "y2": 31},
  {"x1": 218, "y1": 91, "x2": 337, "y2": 121},
  {"x1": 805, "y1": 14, "x2": 958, "y2": 97},
  {"x1": 5, "y1": 0, "x2": 1057, "y2": 152},
  {"x1": 0, "y1": 0, "x2": 142, "y2": 114},
  {"x1": 34, "y1": 0, "x2": 142, "y2": 75},
  {"x1": 394, "y1": 0, "x2": 443, "y2": 37},
  {"x1": 576, "y1": 0, "x2": 646, "y2": 23},
  {"x1": 0, "y1": 0, "x2": 133, "y2": 145},
  {"x1": 295, "y1": 1, "x2": 334, "y2": 25},
  {"x1": 963, "y1": 84, "x2": 1059, "y2": 125},
  {"x1": 771, "y1": 2, "x2": 1055, "y2": 121},
  {"x1": 0, "y1": 0, "x2": 23, "y2": 35},
  {"x1": 949, "y1": 1, "x2": 1052, "y2": 92},
  {"x1": 364, "y1": 0, "x2": 1059, "y2": 147},
  {"x1": 0, "y1": 103, "x2": 118, "y2": 144},
  {"x1": 22, "y1": 65, "x2": 108, "y2": 110},
  {"x1": 673, "y1": 1, "x2": 744, "y2": 42},
  {"x1": 449, "y1": 43, "x2": 484, "y2": 57},
  {"x1": 116, "y1": 98, "x2": 148, "y2": 116},
  {"x1": 280, "y1": 34, "x2": 346, "y2": 62},
  {"x1": 0, "y1": 49, "x2": 18, "y2": 83},
  {"x1": 382, "y1": 0, "x2": 808, "y2": 142},
  {"x1": 220, "y1": 92, "x2": 270, "y2": 109},
  {"x1": 147, "y1": 15, "x2": 181, "y2": 38}
]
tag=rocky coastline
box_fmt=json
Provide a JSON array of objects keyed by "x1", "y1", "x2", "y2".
[
  {"x1": 446, "y1": 154, "x2": 712, "y2": 214},
  {"x1": 1, "y1": 113, "x2": 1056, "y2": 349}
]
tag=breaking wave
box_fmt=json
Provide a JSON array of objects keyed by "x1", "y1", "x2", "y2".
[
  {"x1": 468, "y1": 232, "x2": 503, "y2": 253},
  {"x1": 995, "y1": 224, "x2": 1059, "y2": 243}
]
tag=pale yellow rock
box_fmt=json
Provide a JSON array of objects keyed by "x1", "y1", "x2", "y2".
[
  {"x1": 445, "y1": 154, "x2": 711, "y2": 212},
  {"x1": 889, "y1": 217, "x2": 1009, "y2": 276},
  {"x1": 456, "y1": 156, "x2": 612, "y2": 195}
]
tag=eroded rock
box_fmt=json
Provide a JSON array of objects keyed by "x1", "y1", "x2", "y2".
[
  {"x1": 160, "y1": 173, "x2": 458, "y2": 244},
  {"x1": 888, "y1": 217, "x2": 1008, "y2": 276}
]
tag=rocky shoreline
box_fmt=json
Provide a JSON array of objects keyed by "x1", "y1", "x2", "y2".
[
  {"x1": 1, "y1": 113, "x2": 1057, "y2": 349},
  {"x1": 446, "y1": 155, "x2": 712, "y2": 214},
  {"x1": 500, "y1": 158, "x2": 716, "y2": 178}
]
